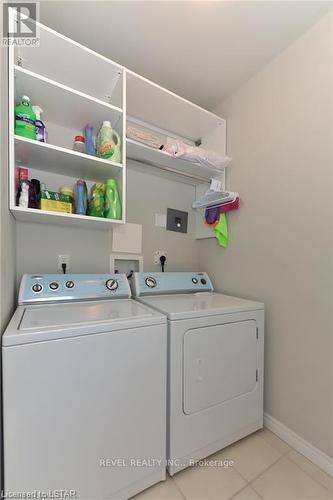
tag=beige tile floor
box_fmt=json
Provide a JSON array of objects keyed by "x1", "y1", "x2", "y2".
[{"x1": 133, "y1": 429, "x2": 333, "y2": 500}]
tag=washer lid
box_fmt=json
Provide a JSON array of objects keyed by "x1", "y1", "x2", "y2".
[
  {"x1": 137, "y1": 292, "x2": 264, "y2": 320},
  {"x1": 3, "y1": 299, "x2": 166, "y2": 346}
]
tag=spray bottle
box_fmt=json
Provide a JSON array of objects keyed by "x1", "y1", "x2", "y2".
[{"x1": 32, "y1": 106, "x2": 47, "y2": 142}]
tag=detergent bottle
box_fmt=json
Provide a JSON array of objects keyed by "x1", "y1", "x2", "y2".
[
  {"x1": 104, "y1": 179, "x2": 121, "y2": 220},
  {"x1": 96, "y1": 121, "x2": 121, "y2": 163},
  {"x1": 88, "y1": 183, "x2": 105, "y2": 218},
  {"x1": 15, "y1": 96, "x2": 36, "y2": 139}
]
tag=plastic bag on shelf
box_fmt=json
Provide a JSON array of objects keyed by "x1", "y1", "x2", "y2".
[{"x1": 163, "y1": 140, "x2": 231, "y2": 170}]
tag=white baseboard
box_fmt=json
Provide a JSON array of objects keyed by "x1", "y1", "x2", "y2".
[{"x1": 264, "y1": 412, "x2": 333, "y2": 477}]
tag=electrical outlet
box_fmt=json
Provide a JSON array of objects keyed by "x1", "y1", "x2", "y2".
[
  {"x1": 58, "y1": 254, "x2": 70, "y2": 271},
  {"x1": 154, "y1": 250, "x2": 167, "y2": 265}
]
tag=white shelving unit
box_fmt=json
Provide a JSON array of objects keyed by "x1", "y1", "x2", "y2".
[
  {"x1": 9, "y1": 16, "x2": 126, "y2": 229},
  {"x1": 125, "y1": 70, "x2": 227, "y2": 238},
  {"x1": 8, "y1": 15, "x2": 227, "y2": 237}
]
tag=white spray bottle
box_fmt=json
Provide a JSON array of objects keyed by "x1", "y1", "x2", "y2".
[{"x1": 32, "y1": 106, "x2": 47, "y2": 142}]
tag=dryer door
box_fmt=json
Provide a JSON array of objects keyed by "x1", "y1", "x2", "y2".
[{"x1": 183, "y1": 320, "x2": 257, "y2": 415}]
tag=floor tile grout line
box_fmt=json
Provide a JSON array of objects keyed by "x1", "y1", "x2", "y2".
[
  {"x1": 226, "y1": 439, "x2": 284, "y2": 485},
  {"x1": 284, "y1": 451, "x2": 333, "y2": 494},
  {"x1": 263, "y1": 429, "x2": 333, "y2": 491},
  {"x1": 247, "y1": 454, "x2": 284, "y2": 485},
  {"x1": 228, "y1": 482, "x2": 262, "y2": 500},
  {"x1": 169, "y1": 463, "x2": 249, "y2": 500},
  {"x1": 225, "y1": 480, "x2": 251, "y2": 500},
  {"x1": 169, "y1": 475, "x2": 187, "y2": 500},
  {"x1": 227, "y1": 461, "x2": 251, "y2": 485},
  {"x1": 228, "y1": 483, "x2": 265, "y2": 500},
  {"x1": 259, "y1": 435, "x2": 291, "y2": 457},
  {"x1": 258, "y1": 430, "x2": 292, "y2": 455}
]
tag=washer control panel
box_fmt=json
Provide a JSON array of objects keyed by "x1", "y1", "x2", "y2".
[
  {"x1": 18, "y1": 274, "x2": 131, "y2": 305},
  {"x1": 132, "y1": 272, "x2": 213, "y2": 297}
]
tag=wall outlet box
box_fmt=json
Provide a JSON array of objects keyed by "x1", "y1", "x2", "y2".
[
  {"x1": 154, "y1": 250, "x2": 167, "y2": 265},
  {"x1": 112, "y1": 223, "x2": 142, "y2": 254},
  {"x1": 58, "y1": 254, "x2": 70, "y2": 271},
  {"x1": 166, "y1": 208, "x2": 188, "y2": 233}
]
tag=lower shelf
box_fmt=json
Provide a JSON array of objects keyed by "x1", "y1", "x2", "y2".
[{"x1": 11, "y1": 207, "x2": 124, "y2": 230}]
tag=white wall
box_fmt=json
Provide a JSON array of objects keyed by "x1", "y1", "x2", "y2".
[
  {"x1": 16, "y1": 167, "x2": 198, "y2": 284},
  {"x1": 0, "y1": 9, "x2": 17, "y2": 493},
  {"x1": 0, "y1": 9, "x2": 16, "y2": 334},
  {"x1": 198, "y1": 12, "x2": 333, "y2": 457}
]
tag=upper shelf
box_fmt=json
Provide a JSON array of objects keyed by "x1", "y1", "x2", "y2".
[
  {"x1": 14, "y1": 21, "x2": 123, "y2": 108},
  {"x1": 126, "y1": 139, "x2": 224, "y2": 184},
  {"x1": 14, "y1": 66, "x2": 123, "y2": 138},
  {"x1": 126, "y1": 71, "x2": 225, "y2": 143}
]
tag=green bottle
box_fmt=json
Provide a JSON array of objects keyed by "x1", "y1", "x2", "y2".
[
  {"x1": 15, "y1": 95, "x2": 36, "y2": 140},
  {"x1": 104, "y1": 179, "x2": 121, "y2": 220},
  {"x1": 88, "y1": 183, "x2": 105, "y2": 218}
]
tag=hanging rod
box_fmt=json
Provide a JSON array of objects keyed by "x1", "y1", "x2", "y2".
[{"x1": 127, "y1": 157, "x2": 221, "y2": 184}]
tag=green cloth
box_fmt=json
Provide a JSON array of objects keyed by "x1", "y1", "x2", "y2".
[{"x1": 214, "y1": 214, "x2": 229, "y2": 248}]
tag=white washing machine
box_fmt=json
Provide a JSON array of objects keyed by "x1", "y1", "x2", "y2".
[
  {"x1": 132, "y1": 272, "x2": 264, "y2": 475},
  {"x1": 2, "y1": 273, "x2": 167, "y2": 499}
]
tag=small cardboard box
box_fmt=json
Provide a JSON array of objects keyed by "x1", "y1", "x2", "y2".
[{"x1": 40, "y1": 199, "x2": 72, "y2": 214}]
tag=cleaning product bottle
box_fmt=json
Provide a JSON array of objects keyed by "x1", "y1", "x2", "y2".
[
  {"x1": 15, "y1": 96, "x2": 36, "y2": 140},
  {"x1": 88, "y1": 183, "x2": 105, "y2": 217},
  {"x1": 84, "y1": 125, "x2": 95, "y2": 156},
  {"x1": 104, "y1": 179, "x2": 121, "y2": 220},
  {"x1": 32, "y1": 106, "x2": 47, "y2": 142},
  {"x1": 17, "y1": 180, "x2": 38, "y2": 209},
  {"x1": 96, "y1": 121, "x2": 121, "y2": 162},
  {"x1": 30, "y1": 179, "x2": 41, "y2": 207},
  {"x1": 74, "y1": 179, "x2": 87, "y2": 215},
  {"x1": 73, "y1": 135, "x2": 85, "y2": 153},
  {"x1": 18, "y1": 181, "x2": 30, "y2": 208}
]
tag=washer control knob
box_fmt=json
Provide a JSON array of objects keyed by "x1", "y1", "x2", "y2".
[
  {"x1": 192, "y1": 277, "x2": 198, "y2": 284},
  {"x1": 145, "y1": 277, "x2": 157, "y2": 288},
  {"x1": 49, "y1": 282, "x2": 59, "y2": 291},
  {"x1": 65, "y1": 280, "x2": 74, "y2": 289},
  {"x1": 106, "y1": 279, "x2": 118, "y2": 291},
  {"x1": 32, "y1": 283, "x2": 43, "y2": 293},
  {"x1": 200, "y1": 278, "x2": 207, "y2": 285}
]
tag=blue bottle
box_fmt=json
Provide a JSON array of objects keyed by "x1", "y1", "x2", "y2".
[
  {"x1": 84, "y1": 125, "x2": 95, "y2": 156},
  {"x1": 74, "y1": 179, "x2": 87, "y2": 215}
]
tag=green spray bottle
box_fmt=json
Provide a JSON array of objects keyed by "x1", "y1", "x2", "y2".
[
  {"x1": 15, "y1": 96, "x2": 36, "y2": 140},
  {"x1": 104, "y1": 179, "x2": 121, "y2": 220}
]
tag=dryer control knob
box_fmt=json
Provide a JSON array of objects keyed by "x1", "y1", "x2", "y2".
[
  {"x1": 145, "y1": 277, "x2": 157, "y2": 288},
  {"x1": 49, "y1": 282, "x2": 59, "y2": 291},
  {"x1": 65, "y1": 280, "x2": 75, "y2": 289},
  {"x1": 106, "y1": 279, "x2": 118, "y2": 291},
  {"x1": 192, "y1": 278, "x2": 198, "y2": 284},
  {"x1": 32, "y1": 283, "x2": 43, "y2": 293}
]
